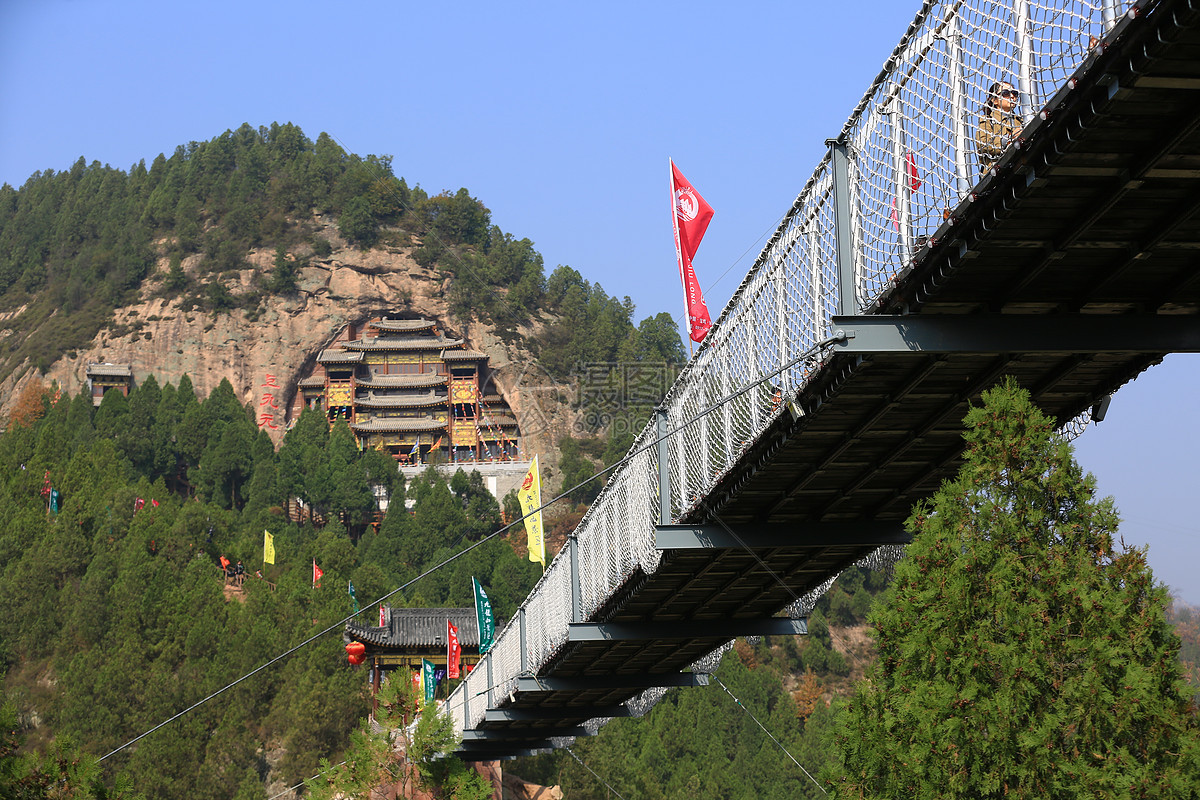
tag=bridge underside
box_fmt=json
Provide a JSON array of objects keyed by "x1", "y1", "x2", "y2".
[{"x1": 459, "y1": 0, "x2": 1200, "y2": 758}]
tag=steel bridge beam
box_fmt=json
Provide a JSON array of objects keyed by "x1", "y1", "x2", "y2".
[
  {"x1": 568, "y1": 618, "x2": 806, "y2": 642},
  {"x1": 462, "y1": 727, "x2": 588, "y2": 741},
  {"x1": 484, "y1": 706, "x2": 631, "y2": 723},
  {"x1": 458, "y1": 741, "x2": 554, "y2": 759},
  {"x1": 515, "y1": 673, "x2": 709, "y2": 693},
  {"x1": 829, "y1": 314, "x2": 1200, "y2": 354},
  {"x1": 655, "y1": 522, "x2": 910, "y2": 550},
  {"x1": 457, "y1": 752, "x2": 530, "y2": 762}
]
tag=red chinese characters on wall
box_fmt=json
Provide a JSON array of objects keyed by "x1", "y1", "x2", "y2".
[{"x1": 258, "y1": 373, "x2": 281, "y2": 429}]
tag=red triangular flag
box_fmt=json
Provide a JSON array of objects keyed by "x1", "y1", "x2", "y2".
[
  {"x1": 906, "y1": 151, "x2": 921, "y2": 192},
  {"x1": 670, "y1": 160, "x2": 715, "y2": 344},
  {"x1": 313, "y1": 560, "x2": 323, "y2": 588}
]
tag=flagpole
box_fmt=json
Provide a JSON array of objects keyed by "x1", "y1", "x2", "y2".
[{"x1": 670, "y1": 158, "x2": 694, "y2": 359}]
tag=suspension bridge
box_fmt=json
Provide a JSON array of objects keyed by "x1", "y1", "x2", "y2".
[{"x1": 431, "y1": 0, "x2": 1200, "y2": 759}]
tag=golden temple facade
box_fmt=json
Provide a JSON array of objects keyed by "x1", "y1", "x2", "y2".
[{"x1": 297, "y1": 318, "x2": 520, "y2": 463}]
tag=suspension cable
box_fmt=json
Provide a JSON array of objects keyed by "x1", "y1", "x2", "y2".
[
  {"x1": 709, "y1": 673, "x2": 827, "y2": 795},
  {"x1": 98, "y1": 333, "x2": 841, "y2": 763},
  {"x1": 565, "y1": 747, "x2": 630, "y2": 800},
  {"x1": 266, "y1": 760, "x2": 347, "y2": 800}
]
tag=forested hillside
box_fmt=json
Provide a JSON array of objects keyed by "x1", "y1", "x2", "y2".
[
  {"x1": 0, "y1": 122, "x2": 691, "y2": 799},
  {"x1": 0, "y1": 377, "x2": 543, "y2": 797}
]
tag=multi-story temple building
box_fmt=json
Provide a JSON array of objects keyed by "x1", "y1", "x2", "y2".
[{"x1": 295, "y1": 317, "x2": 521, "y2": 463}]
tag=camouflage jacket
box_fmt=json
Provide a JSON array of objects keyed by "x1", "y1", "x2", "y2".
[{"x1": 976, "y1": 104, "x2": 1021, "y2": 171}]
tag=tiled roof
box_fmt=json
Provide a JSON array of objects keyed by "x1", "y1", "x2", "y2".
[
  {"x1": 368, "y1": 318, "x2": 437, "y2": 333},
  {"x1": 480, "y1": 414, "x2": 519, "y2": 427},
  {"x1": 346, "y1": 607, "x2": 481, "y2": 648},
  {"x1": 317, "y1": 349, "x2": 363, "y2": 364},
  {"x1": 350, "y1": 417, "x2": 447, "y2": 433},
  {"x1": 342, "y1": 337, "x2": 464, "y2": 351},
  {"x1": 87, "y1": 363, "x2": 132, "y2": 378},
  {"x1": 298, "y1": 376, "x2": 326, "y2": 388},
  {"x1": 355, "y1": 390, "x2": 446, "y2": 409},
  {"x1": 356, "y1": 374, "x2": 448, "y2": 389},
  {"x1": 442, "y1": 349, "x2": 488, "y2": 361}
]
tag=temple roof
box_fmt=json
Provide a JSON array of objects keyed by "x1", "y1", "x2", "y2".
[
  {"x1": 356, "y1": 374, "x2": 448, "y2": 389},
  {"x1": 355, "y1": 390, "x2": 446, "y2": 409},
  {"x1": 298, "y1": 376, "x2": 326, "y2": 388},
  {"x1": 87, "y1": 363, "x2": 132, "y2": 378},
  {"x1": 317, "y1": 349, "x2": 363, "y2": 364},
  {"x1": 479, "y1": 414, "x2": 519, "y2": 427},
  {"x1": 342, "y1": 337, "x2": 464, "y2": 352},
  {"x1": 442, "y1": 349, "x2": 488, "y2": 361},
  {"x1": 350, "y1": 417, "x2": 447, "y2": 433},
  {"x1": 367, "y1": 318, "x2": 437, "y2": 333},
  {"x1": 346, "y1": 607, "x2": 481, "y2": 648}
]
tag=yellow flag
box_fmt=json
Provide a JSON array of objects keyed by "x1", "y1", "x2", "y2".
[
  {"x1": 263, "y1": 530, "x2": 275, "y2": 565},
  {"x1": 517, "y1": 456, "x2": 545, "y2": 567}
]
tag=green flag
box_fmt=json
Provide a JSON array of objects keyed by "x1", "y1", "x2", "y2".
[
  {"x1": 348, "y1": 580, "x2": 358, "y2": 614},
  {"x1": 473, "y1": 577, "x2": 495, "y2": 655},
  {"x1": 48, "y1": 488, "x2": 60, "y2": 514},
  {"x1": 422, "y1": 658, "x2": 436, "y2": 705}
]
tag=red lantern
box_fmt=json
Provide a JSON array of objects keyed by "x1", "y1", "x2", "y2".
[
  {"x1": 345, "y1": 641, "x2": 366, "y2": 664},
  {"x1": 348, "y1": 653, "x2": 365, "y2": 665}
]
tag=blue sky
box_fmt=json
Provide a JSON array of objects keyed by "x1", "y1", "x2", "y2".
[{"x1": 2, "y1": 0, "x2": 1197, "y2": 603}]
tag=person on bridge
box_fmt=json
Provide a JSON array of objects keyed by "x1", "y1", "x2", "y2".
[{"x1": 976, "y1": 81, "x2": 1021, "y2": 173}]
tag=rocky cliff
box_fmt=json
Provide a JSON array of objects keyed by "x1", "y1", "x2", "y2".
[{"x1": 0, "y1": 219, "x2": 578, "y2": 464}]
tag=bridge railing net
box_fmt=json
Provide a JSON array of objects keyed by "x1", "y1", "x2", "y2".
[
  {"x1": 849, "y1": 0, "x2": 1120, "y2": 306},
  {"x1": 445, "y1": 0, "x2": 1123, "y2": 738}
]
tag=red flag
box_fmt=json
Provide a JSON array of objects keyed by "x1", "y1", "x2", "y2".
[
  {"x1": 447, "y1": 620, "x2": 461, "y2": 679},
  {"x1": 134, "y1": 497, "x2": 145, "y2": 512},
  {"x1": 219, "y1": 556, "x2": 230, "y2": 571},
  {"x1": 906, "y1": 151, "x2": 921, "y2": 192},
  {"x1": 151, "y1": 499, "x2": 160, "y2": 508},
  {"x1": 313, "y1": 560, "x2": 323, "y2": 588},
  {"x1": 670, "y1": 160, "x2": 715, "y2": 344},
  {"x1": 40, "y1": 471, "x2": 51, "y2": 498}
]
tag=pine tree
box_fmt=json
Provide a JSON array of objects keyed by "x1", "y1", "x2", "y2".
[{"x1": 831, "y1": 379, "x2": 1200, "y2": 798}]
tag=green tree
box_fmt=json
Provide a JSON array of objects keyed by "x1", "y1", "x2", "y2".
[
  {"x1": 269, "y1": 244, "x2": 297, "y2": 294},
  {"x1": 831, "y1": 379, "x2": 1200, "y2": 798},
  {"x1": 338, "y1": 196, "x2": 377, "y2": 248}
]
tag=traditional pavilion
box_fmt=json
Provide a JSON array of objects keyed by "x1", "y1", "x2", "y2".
[
  {"x1": 86, "y1": 363, "x2": 133, "y2": 406},
  {"x1": 345, "y1": 607, "x2": 484, "y2": 701},
  {"x1": 296, "y1": 317, "x2": 521, "y2": 463}
]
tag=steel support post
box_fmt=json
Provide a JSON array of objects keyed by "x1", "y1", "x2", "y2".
[
  {"x1": 568, "y1": 536, "x2": 582, "y2": 624},
  {"x1": 1016, "y1": 0, "x2": 1035, "y2": 123},
  {"x1": 485, "y1": 653, "x2": 494, "y2": 709},
  {"x1": 655, "y1": 405, "x2": 670, "y2": 525},
  {"x1": 827, "y1": 138, "x2": 858, "y2": 316},
  {"x1": 518, "y1": 608, "x2": 528, "y2": 673},
  {"x1": 890, "y1": 108, "x2": 912, "y2": 264},
  {"x1": 1102, "y1": 0, "x2": 1120, "y2": 32},
  {"x1": 948, "y1": 20, "x2": 971, "y2": 194}
]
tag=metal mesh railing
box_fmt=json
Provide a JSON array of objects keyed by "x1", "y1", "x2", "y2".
[{"x1": 445, "y1": 0, "x2": 1127, "y2": 740}]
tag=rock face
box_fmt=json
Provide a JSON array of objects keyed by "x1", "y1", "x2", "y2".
[{"x1": 1, "y1": 233, "x2": 579, "y2": 464}]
